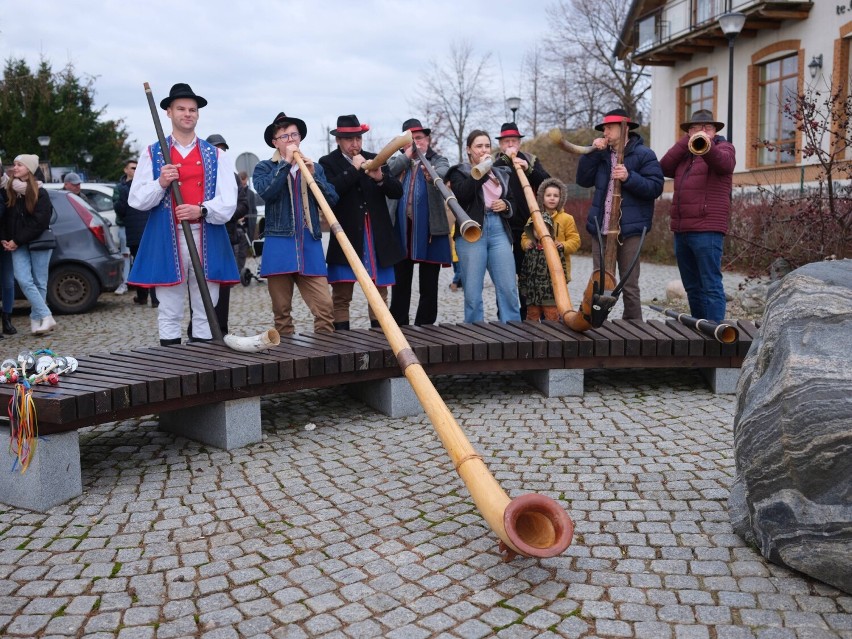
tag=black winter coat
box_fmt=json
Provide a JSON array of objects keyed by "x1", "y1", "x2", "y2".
[
  {"x1": 1, "y1": 188, "x2": 51, "y2": 246},
  {"x1": 115, "y1": 177, "x2": 150, "y2": 247},
  {"x1": 319, "y1": 148, "x2": 405, "y2": 268}
]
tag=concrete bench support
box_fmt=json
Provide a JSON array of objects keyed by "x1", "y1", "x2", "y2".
[
  {"x1": 160, "y1": 397, "x2": 262, "y2": 450},
  {"x1": 522, "y1": 368, "x2": 585, "y2": 397},
  {"x1": 0, "y1": 429, "x2": 82, "y2": 512},
  {"x1": 700, "y1": 367, "x2": 741, "y2": 394},
  {"x1": 347, "y1": 377, "x2": 423, "y2": 418}
]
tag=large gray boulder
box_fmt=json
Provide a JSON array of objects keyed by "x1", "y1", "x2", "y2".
[{"x1": 729, "y1": 259, "x2": 852, "y2": 594}]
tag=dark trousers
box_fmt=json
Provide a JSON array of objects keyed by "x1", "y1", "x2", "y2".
[
  {"x1": 591, "y1": 234, "x2": 643, "y2": 320},
  {"x1": 128, "y1": 244, "x2": 158, "y2": 304},
  {"x1": 389, "y1": 258, "x2": 441, "y2": 326},
  {"x1": 511, "y1": 228, "x2": 527, "y2": 320}
]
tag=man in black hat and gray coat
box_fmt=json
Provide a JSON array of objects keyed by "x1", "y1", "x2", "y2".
[
  {"x1": 319, "y1": 114, "x2": 404, "y2": 329},
  {"x1": 386, "y1": 118, "x2": 451, "y2": 326}
]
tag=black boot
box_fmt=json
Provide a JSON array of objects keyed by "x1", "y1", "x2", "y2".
[
  {"x1": 187, "y1": 337, "x2": 212, "y2": 344},
  {"x1": 333, "y1": 321, "x2": 350, "y2": 331},
  {"x1": 370, "y1": 320, "x2": 381, "y2": 328},
  {"x1": 2, "y1": 313, "x2": 16, "y2": 335},
  {"x1": 159, "y1": 338, "x2": 182, "y2": 347}
]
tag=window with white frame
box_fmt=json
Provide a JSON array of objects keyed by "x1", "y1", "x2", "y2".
[
  {"x1": 759, "y1": 54, "x2": 799, "y2": 165},
  {"x1": 683, "y1": 79, "x2": 714, "y2": 121}
]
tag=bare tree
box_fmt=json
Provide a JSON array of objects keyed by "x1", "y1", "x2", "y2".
[
  {"x1": 412, "y1": 40, "x2": 494, "y2": 163},
  {"x1": 521, "y1": 47, "x2": 543, "y2": 137},
  {"x1": 544, "y1": 0, "x2": 650, "y2": 126}
]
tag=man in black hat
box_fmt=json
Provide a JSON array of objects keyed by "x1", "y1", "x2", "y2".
[
  {"x1": 492, "y1": 122, "x2": 550, "y2": 319},
  {"x1": 660, "y1": 109, "x2": 735, "y2": 322},
  {"x1": 251, "y1": 112, "x2": 336, "y2": 336},
  {"x1": 128, "y1": 83, "x2": 239, "y2": 345},
  {"x1": 386, "y1": 118, "x2": 452, "y2": 326},
  {"x1": 576, "y1": 108, "x2": 663, "y2": 320},
  {"x1": 319, "y1": 114, "x2": 405, "y2": 329}
]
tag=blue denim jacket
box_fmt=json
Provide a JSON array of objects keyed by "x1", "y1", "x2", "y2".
[{"x1": 252, "y1": 158, "x2": 338, "y2": 239}]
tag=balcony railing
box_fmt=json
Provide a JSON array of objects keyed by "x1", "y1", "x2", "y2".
[{"x1": 635, "y1": 0, "x2": 796, "y2": 54}]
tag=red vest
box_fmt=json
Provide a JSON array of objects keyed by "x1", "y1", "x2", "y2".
[{"x1": 171, "y1": 143, "x2": 205, "y2": 224}]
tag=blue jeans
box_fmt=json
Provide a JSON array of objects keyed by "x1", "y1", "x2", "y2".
[
  {"x1": 455, "y1": 213, "x2": 521, "y2": 323},
  {"x1": 0, "y1": 250, "x2": 15, "y2": 314},
  {"x1": 674, "y1": 231, "x2": 726, "y2": 322},
  {"x1": 12, "y1": 246, "x2": 52, "y2": 321}
]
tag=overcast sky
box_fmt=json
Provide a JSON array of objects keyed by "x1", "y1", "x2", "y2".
[{"x1": 7, "y1": 1, "x2": 552, "y2": 173}]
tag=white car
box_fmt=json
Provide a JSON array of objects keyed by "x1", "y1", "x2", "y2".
[{"x1": 44, "y1": 182, "x2": 120, "y2": 243}]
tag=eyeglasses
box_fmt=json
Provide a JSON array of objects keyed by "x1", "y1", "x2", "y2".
[
  {"x1": 128, "y1": 166, "x2": 137, "y2": 171},
  {"x1": 273, "y1": 133, "x2": 301, "y2": 142},
  {"x1": 688, "y1": 124, "x2": 716, "y2": 132}
]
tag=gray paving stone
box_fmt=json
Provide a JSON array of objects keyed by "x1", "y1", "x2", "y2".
[{"x1": 0, "y1": 264, "x2": 845, "y2": 639}]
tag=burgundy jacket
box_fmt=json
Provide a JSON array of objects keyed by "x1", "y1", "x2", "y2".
[{"x1": 660, "y1": 134, "x2": 736, "y2": 234}]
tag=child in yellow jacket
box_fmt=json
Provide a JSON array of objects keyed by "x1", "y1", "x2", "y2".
[{"x1": 518, "y1": 177, "x2": 581, "y2": 321}]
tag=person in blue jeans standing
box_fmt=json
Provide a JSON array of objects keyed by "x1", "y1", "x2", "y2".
[
  {"x1": 1, "y1": 154, "x2": 56, "y2": 335},
  {"x1": 0, "y1": 162, "x2": 17, "y2": 335},
  {"x1": 659, "y1": 109, "x2": 736, "y2": 322},
  {"x1": 445, "y1": 130, "x2": 521, "y2": 323}
]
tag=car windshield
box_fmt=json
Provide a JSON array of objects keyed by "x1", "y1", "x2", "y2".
[{"x1": 82, "y1": 189, "x2": 115, "y2": 213}]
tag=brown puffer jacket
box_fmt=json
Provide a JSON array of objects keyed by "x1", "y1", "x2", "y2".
[{"x1": 659, "y1": 133, "x2": 736, "y2": 234}]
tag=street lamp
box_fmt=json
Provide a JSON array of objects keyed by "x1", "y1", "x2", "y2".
[
  {"x1": 37, "y1": 135, "x2": 51, "y2": 161},
  {"x1": 506, "y1": 96, "x2": 521, "y2": 123},
  {"x1": 83, "y1": 152, "x2": 93, "y2": 179},
  {"x1": 37, "y1": 135, "x2": 51, "y2": 182},
  {"x1": 808, "y1": 54, "x2": 823, "y2": 79},
  {"x1": 719, "y1": 12, "x2": 746, "y2": 145}
]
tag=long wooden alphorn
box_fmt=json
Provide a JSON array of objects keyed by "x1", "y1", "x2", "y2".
[
  {"x1": 508, "y1": 153, "x2": 582, "y2": 328},
  {"x1": 649, "y1": 305, "x2": 739, "y2": 343},
  {"x1": 361, "y1": 132, "x2": 414, "y2": 172},
  {"x1": 413, "y1": 145, "x2": 481, "y2": 242},
  {"x1": 293, "y1": 148, "x2": 573, "y2": 560}
]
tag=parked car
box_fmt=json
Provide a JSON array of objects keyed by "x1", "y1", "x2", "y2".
[
  {"x1": 44, "y1": 182, "x2": 120, "y2": 243},
  {"x1": 17, "y1": 190, "x2": 124, "y2": 314}
]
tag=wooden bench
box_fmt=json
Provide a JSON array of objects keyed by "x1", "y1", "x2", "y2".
[{"x1": 0, "y1": 318, "x2": 755, "y2": 511}]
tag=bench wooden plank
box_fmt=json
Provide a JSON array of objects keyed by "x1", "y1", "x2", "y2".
[
  {"x1": 493, "y1": 322, "x2": 544, "y2": 359},
  {"x1": 288, "y1": 333, "x2": 356, "y2": 373},
  {"x1": 613, "y1": 319, "x2": 658, "y2": 357},
  {"x1": 657, "y1": 320, "x2": 703, "y2": 357},
  {"x1": 85, "y1": 352, "x2": 187, "y2": 398},
  {"x1": 75, "y1": 356, "x2": 163, "y2": 404},
  {"x1": 274, "y1": 338, "x2": 339, "y2": 377},
  {"x1": 437, "y1": 323, "x2": 488, "y2": 360},
  {"x1": 95, "y1": 351, "x2": 200, "y2": 397},
  {"x1": 187, "y1": 344, "x2": 271, "y2": 384},
  {"x1": 399, "y1": 326, "x2": 458, "y2": 364},
  {"x1": 736, "y1": 320, "x2": 759, "y2": 358},
  {"x1": 138, "y1": 347, "x2": 235, "y2": 391},
  {"x1": 317, "y1": 330, "x2": 385, "y2": 371},
  {"x1": 471, "y1": 322, "x2": 520, "y2": 360},
  {"x1": 404, "y1": 325, "x2": 465, "y2": 364},
  {"x1": 540, "y1": 320, "x2": 596, "y2": 358},
  {"x1": 353, "y1": 328, "x2": 406, "y2": 367},
  {"x1": 602, "y1": 321, "x2": 640, "y2": 357},
  {"x1": 510, "y1": 321, "x2": 571, "y2": 358},
  {"x1": 647, "y1": 320, "x2": 689, "y2": 357},
  {"x1": 419, "y1": 324, "x2": 475, "y2": 362},
  {"x1": 451, "y1": 323, "x2": 503, "y2": 360}
]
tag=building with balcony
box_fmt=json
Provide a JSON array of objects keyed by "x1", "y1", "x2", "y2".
[{"x1": 616, "y1": 0, "x2": 849, "y2": 191}]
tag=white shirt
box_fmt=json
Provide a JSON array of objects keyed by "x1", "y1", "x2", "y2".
[{"x1": 128, "y1": 135, "x2": 237, "y2": 225}]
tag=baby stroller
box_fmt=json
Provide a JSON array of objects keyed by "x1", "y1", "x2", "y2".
[{"x1": 240, "y1": 215, "x2": 265, "y2": 286}]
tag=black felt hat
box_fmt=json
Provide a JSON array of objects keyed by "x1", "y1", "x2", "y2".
[
  {"x1": 495, "y1": 122, "x2": 525, "y2": 139},
  {"x1": 680, "y1": 109, "x2": 725, "y2": 132},
  {"x1": 329, "y1": 114, "x2": 370, "y2": 138},
  {"x1": 594, "y1": 108, "x2": 639, "y2": 131},
  {"x1": 264, "y1": 112, "x2": 308, "y2": 147},
  {"x1": 205, "y1": 134, "x2": 229, "y2": 150},
  {"x1": 402, "y1": 118, "x2": 431, "y2": 136},
  {"x1": 159, "y1": 83, "x2": 207, "y2": 109}
]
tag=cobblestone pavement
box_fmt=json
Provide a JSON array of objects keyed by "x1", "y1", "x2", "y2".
[{"x1": 2, "y1": 254, "x2": 849, "y2": 639}]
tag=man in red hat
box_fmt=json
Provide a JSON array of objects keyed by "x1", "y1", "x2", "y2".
[
  {"x1": 387, "y1": 118, "x2": 451, "y2": 326},
  {"x1": 493, "y1": 122, "x2": 550, "y2": 319},
  {"x1": 319, "y1": 114, "x2": 405, "y2": 330},
  {"x1": 660, "y1": 109, "x2": 735, "y2": 322},
  {"x1": 576, "y1": 108, "x2": 663, "y2": 320},
  {"x1": 128, "y1": 82, "x2": 239, "y2": 345}
]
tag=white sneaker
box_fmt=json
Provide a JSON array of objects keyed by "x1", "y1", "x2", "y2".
[
  {"x1": 36, "y1": 316, "x2": 57, "y2": 335},
  {"x1": 114, "y1": 283, "x2": 128, "y2": 295},
  {"x1": 31, "y1": 319, "x2": 40, "y2": 334}
]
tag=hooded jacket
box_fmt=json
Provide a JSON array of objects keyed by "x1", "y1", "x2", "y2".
[
  {"x1": 576, "y1": 132, "x2": 663, "y2": 239},
  {"x1": 659, "y1": 133, "x2": 735, "y2": 234},
  {"x1": 520, "y1": 177, "x2": 581, "y2": 281}
]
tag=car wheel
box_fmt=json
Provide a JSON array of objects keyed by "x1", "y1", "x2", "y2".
[
  {"x1": 47, "y1": 265, "x2": 101, "y2": 315},
  {"x1": 241, "y1": 268, "x2": 252, "y2": 287}
]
